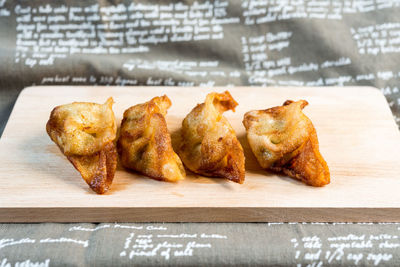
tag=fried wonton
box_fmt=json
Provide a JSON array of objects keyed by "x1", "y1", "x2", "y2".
[
  {"x1": 46, "y1": 97, "x2": 117, "y2": 194},
  {"x1": 243, "y1": 100, "x2": 330, "y2": 187},
  {"x1": 178, "y1": 91, "x2": 245, "y2": 184},
  {"x1": 117, "y1": 95, "x2": 185, "y2": 182}
]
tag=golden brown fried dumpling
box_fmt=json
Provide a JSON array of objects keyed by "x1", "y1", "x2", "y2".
[
  {"x1": 46, "y1": 98, "x2": 117, "y2": 194},
  {"x1": 178, "y1": 91, "x2": 245, "y2": 184},
  {"x1": 243, "y1": 100, "x2": 330, "y2": 187},
  {"x1": 118, "y1": 95, "x2": 185, "y2": 182}
]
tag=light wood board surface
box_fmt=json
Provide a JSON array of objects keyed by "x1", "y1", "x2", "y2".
[{"x1": 0, "y1": 86, "x2": 399, "y2": 222}]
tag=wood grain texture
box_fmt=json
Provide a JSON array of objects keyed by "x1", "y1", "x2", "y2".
[{"x1": 0, "y1": 86, "x2": 399, "y2": 222}]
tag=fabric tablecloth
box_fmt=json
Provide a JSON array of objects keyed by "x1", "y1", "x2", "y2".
[{"x1": 1, "y1": 0, "x2": 400, "y2": 266}]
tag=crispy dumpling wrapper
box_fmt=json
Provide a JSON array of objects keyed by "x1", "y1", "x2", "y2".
[
  {"x1": 243, "y1": 100, "x2": 330, "y2": 187},
  {"x1": 118, "y1": 95, "x2": 185, "y2": 182},
  {"x1": 178, "y1": 91, "x2": 245, "y2": 184},
  {"x1": 68, "y1": 142, "x2": 117, "y2": 194},
  {"x1": 46, "y1": 97, "x2": 117, "y2": 194},
  {"x1": 46, "y1": 97, "x2": 117, "y2": 156}
]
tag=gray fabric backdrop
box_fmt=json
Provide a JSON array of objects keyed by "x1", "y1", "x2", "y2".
[
  {"x1": 1, "y1": 0, "x2": 400, "y2": 266},
  {"x1": 2, "y1": 223, "x2": 400, "y2": 266}
]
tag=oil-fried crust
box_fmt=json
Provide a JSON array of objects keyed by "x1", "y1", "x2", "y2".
[
  {"x1": 46, "y1": 98, "x2": 117, "y2": 194},
  {"x1": 243, "y1": 100, "x2": 330, "y2": 187},
  {"x1": 117, "y1": 95, "x2": 185, "y2": 182},
  {"x1": 179, "y1": 91, "x2": 245, "y2": 184},
  {"x1": 68, "y1": 142, "x2": 117, "y2": 194},
  {"x1": 46, "y1": 98, "x2": 116, "y2": 156}
]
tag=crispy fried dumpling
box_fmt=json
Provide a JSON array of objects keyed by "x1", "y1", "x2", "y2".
[
  {"x1": 118, "y1": 95, "x2": 185, "y2": 182},
  {"x1": 46, "y1": 98, "x2": 117, "y2": 194},
  {"x1": 178, "y1": 91, "x2": 245, "y2": 184},
  {"x1": 243, "y1": 100, "x2": 330, "y2": 187}
]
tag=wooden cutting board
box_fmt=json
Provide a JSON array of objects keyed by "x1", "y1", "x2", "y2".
[{"x1": 0, "y1": 86, "x2": 399, "y2": 222}]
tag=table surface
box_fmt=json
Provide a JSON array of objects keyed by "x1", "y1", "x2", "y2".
[{"x1": 1, "y1": 0, "x2": 400, "y2": 265}]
